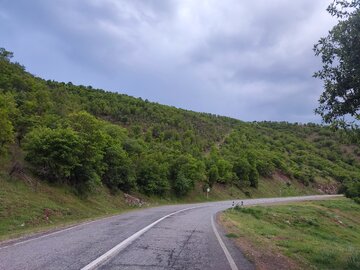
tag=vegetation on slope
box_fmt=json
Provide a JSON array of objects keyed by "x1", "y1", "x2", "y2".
[
  {"x1": 220, "y1": 198, "x2": 360, "y2": 270},
  {"x1": 0, "y1": 48, "x2": 360, "y2": 201},
  {"x1": 1, "y1": 164, "x2": 319, "y2": 240},
  {"x1": 0, "y1": 170, "x2": 128, "y2": 241}
]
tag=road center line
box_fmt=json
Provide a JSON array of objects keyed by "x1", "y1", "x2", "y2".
[
  {"x1": 211, "y1": 215, "x2": 239, "y2": 270},
  {"x1": 81, "y1": 206, "x2": 204, "y2": 270}
]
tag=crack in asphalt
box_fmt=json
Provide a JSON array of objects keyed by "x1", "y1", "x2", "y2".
[{"x1": 168, "y1": 228, "x2": 198, "y2": 269}]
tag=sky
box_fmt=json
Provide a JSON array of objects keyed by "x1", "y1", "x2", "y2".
[{"x1": 0, "y1": 0, "x2": 338, "y2": 123}]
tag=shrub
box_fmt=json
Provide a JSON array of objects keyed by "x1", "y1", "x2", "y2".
[
  {"x1": 137, "y1": 155, "x2": 169, "y2": 196},
  {"x1": 170, "y1": 155, "x2": 205, "y2": 196},
  {"x1": 233, "y1": 157, "x2": 251, "y2": 186},
  {"x1": 24, "y1": 127, "x2": 82, "y2": 183},
  {"x1": 102, "y1": 144, "x2": 136, "y2": 193},
  {"x1": 344, "y1": 180, "x2": 360, "y2": 203}
]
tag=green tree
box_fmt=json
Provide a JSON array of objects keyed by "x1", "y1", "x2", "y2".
[
  {"x1": 24, "y1": 113, "x2": 113, "y2": 195},
  {"x1": 249, "y1": 164, "x2": 259, "y2": 188},
  {"x1": 0, "y1": 109, "x2": 14, "y2": 151},
  {"x1": 216, "y1": 158, "x2": 233, "y2": 183},
  {"x1": 314, "y1": 0, "x2": 360, "y2": 202},
  {"x1": 233, "y1": 157, "x2": 251, "y2": 186},
  {"x1": 314, "y1": 0, "x2": 360, "y2": 126},
  {"x1": 0, "y1": 48, "x2": 13, "y2": 61},
  {"x1": 170, "y1": 154, "x2": 205, "y2": 196},
  {"x1": 247, "y1": 151, "x2": 259, "y2": 188},
  {"x1": 137, "y1": 155, "x2": 169, "y2": 196},
  {"x1": 66, "y1": 111, "x2": 108, "y2": 177},
  {"x1": 208, "y1": 165, "x2": 219, "y2": 187},
  {"x1": 24, "y1": 127, "x2": 82, "y2": 182},
  {"x1": 344, "y1": 179, "x2": 360, "y2": 203},
  {"x1": 0, "y1": 91, "x2": 18, "y2": 152},
  {"x1": 65, "y1": 112, "x2": 111, "y2": 194},
  {"x1": 123, "y1": 138, "x2": 145, "y2": 156},
  {"x1": 172, "y1": 171, "x2": 192, "y2": 196},
  {"x1": 102, "y1": 144, "x2": 136, "y2": 193}
]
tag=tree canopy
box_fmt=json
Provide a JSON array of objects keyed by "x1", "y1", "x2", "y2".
[
  {"x1": 314, "y1": 0, "x2": 360, "y2": 202},
  {"x1": 314, "y1": 0, "x2": 360, "y2": 127}
]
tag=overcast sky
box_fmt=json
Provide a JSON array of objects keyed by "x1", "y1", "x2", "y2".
[{"x1": 1, "y1": 0, "x2": 338, "y2": 123}]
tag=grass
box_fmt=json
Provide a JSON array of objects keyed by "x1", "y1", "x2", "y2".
[
  {"x1": 0, "y1": 172, "x2": 132, "y2": 241},
  {"x1": 0, "y1": 171, "x2": 319, "y2": 242},
  {"x1": 251, "y1": 177, "x2": 320, "y2": 198},
  {"x1": 221, "y1": 198, "x2": 360, "y2": 270},
  {"x1": 226, "y1": 232, "x2": 239, "y2": 238},
  {"x1": 0, "y1": 150, "x2": 321, "y2": 242}
]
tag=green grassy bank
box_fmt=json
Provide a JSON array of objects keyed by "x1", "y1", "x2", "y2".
[
  {"x1": 0, "y1": 171, "x2": 318, "y2": 242},
  {"x1": 220, "y1": 198, "x2": 360, "y2": 270}
]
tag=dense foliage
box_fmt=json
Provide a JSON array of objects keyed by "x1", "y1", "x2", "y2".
[
  {"x1": 1, "y1": 48, "x2": 360, "y2": 200},
  {"x1": 314, "y1": 0, "x2": 360, "y2": 126},
  {"x1": 314, "y1": 0, "x2": 360, "y2": 201}
]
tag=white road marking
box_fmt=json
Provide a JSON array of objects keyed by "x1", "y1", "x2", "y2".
[
  {"x1": 0, "y1": 195, "x2": 341, "y2": 252},
  {"x1": 81, "y1": 206, "x2": 204, "y2": 270},
  {"x1": 211, "y1": 215, "x2": 239, "y2": 270}
]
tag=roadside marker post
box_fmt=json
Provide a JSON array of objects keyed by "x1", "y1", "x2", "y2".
[{"x1": 206, "y1": 187, "x2": 210, "y2": 199}]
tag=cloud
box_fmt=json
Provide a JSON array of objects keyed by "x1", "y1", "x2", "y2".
[{"x1": 0, "y1": 0, "x2": 337, "y2": 122}]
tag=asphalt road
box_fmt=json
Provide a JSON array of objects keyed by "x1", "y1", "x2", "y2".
[{"x1": 0, "y1": 195, "x2": 340, "y2": 270}]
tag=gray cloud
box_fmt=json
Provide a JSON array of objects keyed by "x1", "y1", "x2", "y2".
[{"x1": 0, "y1": 0, "x2": 337, "y2": 122}]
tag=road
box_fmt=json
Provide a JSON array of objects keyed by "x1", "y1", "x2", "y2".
[{"x1": 0, "y1": 195, "x2": 340, "y2": 270}]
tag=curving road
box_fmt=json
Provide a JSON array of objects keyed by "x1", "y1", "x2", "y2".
[{"x1": 0, "y1": 195, "x2": 340, "y2": 270}]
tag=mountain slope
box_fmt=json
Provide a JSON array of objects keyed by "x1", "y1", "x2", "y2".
[{"x1": 0, "y1": 48, "x2": 360, "y2": 201}]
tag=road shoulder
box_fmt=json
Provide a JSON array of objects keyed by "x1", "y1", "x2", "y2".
[
  {"x1": 214, "y1": 212, "x2": 255, "y2": 270},
  {"x1": 218, "y1": 211, "x2": 299, "y2": 270}
]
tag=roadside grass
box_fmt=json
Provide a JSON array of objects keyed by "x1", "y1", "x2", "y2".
[
  {"x1": 221, "y1": 198, "x2": 360, "y2": 270},
  {"x1": 0, "y1": 172, "x2": 130, "y2": 241},
  {"x1": 142, "y1": 176, "x2": 318, "y2": 205},
  {"x1": 0, "y1": 151, "x2": 321, "y2": 243},
  {"x1": 251, "y1": 177, "x2": 320, "y2": 198}
]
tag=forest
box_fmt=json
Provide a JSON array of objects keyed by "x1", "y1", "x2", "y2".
[{"x1": 1, "y1": 48, "x2": 359, "y2": 201}]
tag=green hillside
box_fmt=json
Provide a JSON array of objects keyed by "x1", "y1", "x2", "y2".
[
  {"x1": 1, "y1": 47, "x2": 360, "y2": 238},
  {"x1": 1, "y1": 47, "x2": 360, "y2": 237},
  {"x1": 1, "y1": 48, "x2": 360, "y2": 197}
]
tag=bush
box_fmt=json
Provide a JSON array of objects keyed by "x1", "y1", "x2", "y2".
[
  {"x1": 172, "y1": 171, "x2": 194, "y2": 197},
  {"x1": 137, "y1": 155, "x2": 169, "y2": 196},
  {"x1": 102, "y1": 144, "x2": 136, "y2": 193},
  {"x1": 344, "y1": 180, "x2": 360, "y2": 203},
  {"x1": 249, "y1": 165, "x2": 259, "y2": 188},
  {"x1": 24, "y1": 113, "x2": 113, "y2": 195},
  {"x1": 24, "y1": 127, "x2": 82, "y2": 183},
  {"x1": 233, "y1": 157, "x2": 251, "y2": 186},
  {"x1": 256, "y1": 158, "x2": 274, "y2": 177},
  {"x1": 216, "y1": 158, "x2": 233, "y2": 183},
  {"x1": 170, "y1": 155, "x2": 205, "y2": 196},
  {"x1": 0, "y1": 91, "x2": 18, "y2": 153},
  {"x1": 208, "y1": 165, "x2": 219, "y2": 187}
]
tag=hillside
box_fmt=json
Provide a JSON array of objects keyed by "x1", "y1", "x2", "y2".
[
  {"x1": 1, "y1": 48, "x2": 360, "y2": 195},
  {"x1": 1, "y1": 47, "x2": 360, "y2": 235}
]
